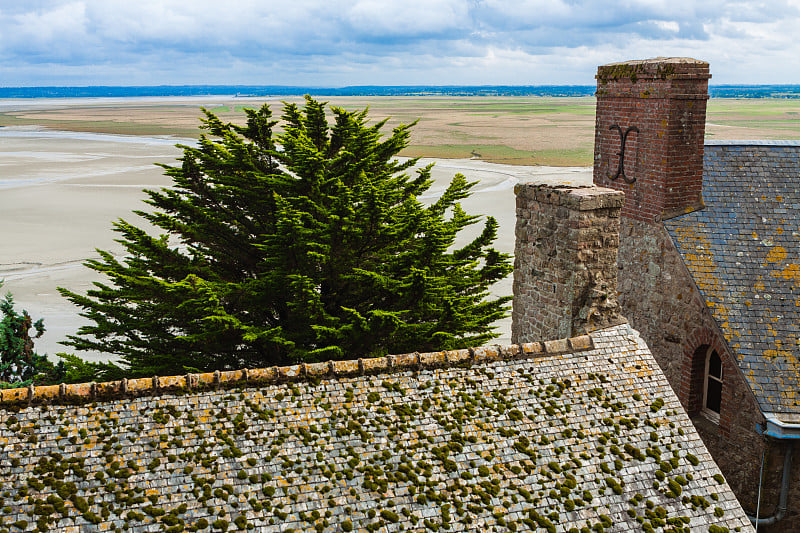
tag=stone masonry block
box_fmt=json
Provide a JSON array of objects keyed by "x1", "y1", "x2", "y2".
[
  {"x1": 248, "y1": 367, "x2": 278, "y2": 383},
  {"x1": 195, "y1": 372, "x2": 216, "y2": 388},
  {"x1": 390, "y1": 352, "x2": 419, "y2": 369},
  {"x1": 472, "y1": 345, "x2": 501, "y2": 363},
  {"x1": 331, "y1": 359, "x2": 360, "y2": 376},
  {"x1": 497, "y1": 344, "x2": 521, "y2": 357},
  {"x1": 33, "y1": 385, "x2": 60, "y2": 402},
  {"x1": 159, "y1": 375, "x2": 185, "y2": 391},
  {"x1": 125, "y1": 378, "x2": 151, "y2": 394},
  {"x1": 543, "y1": 338, "x2": 570, "y2": 354},
  {"x1": 419, "y1": 351, "x2": 449, "y2": 368},
  {"x1": 219, "y1": 370, "x2": 242, "y2": 384},
  {"x1": 305, "y1": 362, "x2": 330, "y2": 378},
  {"x1": 0, "y1": 387, "x2": 27, "y2": 403},
  {"x1": 520, "y1": 342, "x2": 545, "y2": 356},
  {"x1": 277, "y1": 365, "x2": 303, "y2": 380},
  {"x1": 95, "y1": 381, "x2": 123, "y2": 397},
  {"x1": 568, "y1": 335, "x2": 594, "y2": 351},
  {"x1": 360, "y1": 357, "x2": 389, "y2": 374},
  {"x1": 444, "y1": 349, "x2": 471, "y2": 365}
]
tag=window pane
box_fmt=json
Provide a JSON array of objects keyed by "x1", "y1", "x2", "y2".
[
  {"x1": 706, "y1": 379, "x2": 722, "y2": 414},
  {"x1": 708, "y1": 351, "x2": 722, "y2": 379}
]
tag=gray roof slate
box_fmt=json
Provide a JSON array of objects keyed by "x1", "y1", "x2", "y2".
[
  {"x1": 0, "y1": 324, "x2": 752, "y2": 532},
  {"x1": 666, "y1": 143, "x2": 800, "y2": 415}
]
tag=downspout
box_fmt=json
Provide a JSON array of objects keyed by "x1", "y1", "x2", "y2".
[
  {"x1": 749, "y1": 414, "x2": 800, "y2": 527},
  {"x1": 749, "y1": 444, "x2": 792, "y2": 527}
]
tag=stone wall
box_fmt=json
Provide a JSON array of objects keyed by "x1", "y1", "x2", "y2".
[
  {"x1": 590, "y1": 56, "x2": 800, "y2": 530},
  {"x1": 512, "y1": 184, "x2": 625, "y2": 343},
  {"x1": 616, "y1": 217, "x2": 800, "y2": 530}
]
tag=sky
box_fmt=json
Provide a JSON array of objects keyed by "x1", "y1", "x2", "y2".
[{"x1": 1, "y1": 0, "x2": 799, "y2": 87}]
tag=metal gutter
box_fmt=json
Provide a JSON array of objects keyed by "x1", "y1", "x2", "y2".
[{"x1": 761, "y1": 414, "x2": 800, "y2": 440}]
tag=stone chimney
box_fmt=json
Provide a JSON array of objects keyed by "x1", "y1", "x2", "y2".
[
  {"x1": 593, "y1": 57, "x2": 711, "y2": 221},
  {"x1": 512, "y1": 184, "x2": 626, "y2": 343}
]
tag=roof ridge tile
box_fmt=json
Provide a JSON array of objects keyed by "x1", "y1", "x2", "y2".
[{"x1": 0, "y1": 335, "x2": 594, "y2": 407}]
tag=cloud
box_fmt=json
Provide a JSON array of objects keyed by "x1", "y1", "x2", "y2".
[
  {"x1": 1, "y1": 2, "x2": 91, "y2": 62},
  {"x1": 345, "y1": 0, "x2": 470, "y2": 41},
  {"x1": 0, "y1": 0, "x2": 798, "y2": 85}
]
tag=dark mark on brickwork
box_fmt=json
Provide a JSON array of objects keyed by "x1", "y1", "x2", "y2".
[{"x1": 608, "y1": 125, "x2": 639, "y2": 183}]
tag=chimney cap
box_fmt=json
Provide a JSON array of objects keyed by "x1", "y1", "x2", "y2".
[
  {"x1": 514, "y1": 184, "x2": 625, "y2": 211},
  {"x1": 597, "y1": 57, "x2": 710, "y2": 81}
]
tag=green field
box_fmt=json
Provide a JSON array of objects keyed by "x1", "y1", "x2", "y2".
[
  {"x1": 1, "y1": 96, "x2": 798, "y2": 166},
  {"x1": 705, "y1": 99, "x2": 800, "y2": 140}
]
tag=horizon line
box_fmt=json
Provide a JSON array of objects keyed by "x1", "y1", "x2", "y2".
[{"x1": 3, "y1": 83, "x2": 800, "y2": 89}]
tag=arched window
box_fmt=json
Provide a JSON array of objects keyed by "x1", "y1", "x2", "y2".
[{"x1": 702, "y1": 347, "x2": 723, "y2": 423}]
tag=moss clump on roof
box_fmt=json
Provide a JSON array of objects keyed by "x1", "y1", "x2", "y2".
[{"x1": 0, "y1": 326, "x2": 751, "y2": 531}]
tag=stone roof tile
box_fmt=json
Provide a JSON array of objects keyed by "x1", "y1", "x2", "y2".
[
  {"x1": 666, "y1": 143, "x2": 800, "y2": 414},
  {"x1": 0, "y1": 325, "x2": 752, "y2": 532}
]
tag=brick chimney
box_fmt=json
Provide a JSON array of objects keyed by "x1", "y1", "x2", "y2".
[
  {"x1": 593, "y1": 57, "x2": 711, "y2": 221},
  {"x1": 512, "y1": 184, "x2": 626, "y2": 343}
]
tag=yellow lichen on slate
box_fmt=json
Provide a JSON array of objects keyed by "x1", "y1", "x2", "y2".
[
  {"x1": 773, "y1": 264, "x2": 800, "y2": 282},
  {"x1": 766, "y1": 245, "x2": 788, "y2": 263},
  {"x1": 673, "y1": 225, "x2": 733, "y2": 340}
]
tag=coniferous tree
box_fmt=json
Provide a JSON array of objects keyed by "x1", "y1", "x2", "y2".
[
  {"x1": 0, "y1": 282, "x2": 53, "y2": 387},
  {"x1": 59, "y1": 97, "x2": 512, "y2": 379}
]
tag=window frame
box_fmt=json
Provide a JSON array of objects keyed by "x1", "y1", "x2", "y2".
[{"x1": 701, "y1": 346, "x2": 723, "y2": 424}]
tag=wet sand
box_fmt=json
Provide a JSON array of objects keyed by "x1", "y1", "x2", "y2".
[
  {"x1": 0, "y1": 127, "x2": 182, "y2": 361},
  {"x1": 0, "y1": 122, "x2": 591, "y2": 362}
]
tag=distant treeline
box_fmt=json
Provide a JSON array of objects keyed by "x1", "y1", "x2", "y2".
[{"x1": 1, "y1": 85, "x2": 799, "y2": 99}]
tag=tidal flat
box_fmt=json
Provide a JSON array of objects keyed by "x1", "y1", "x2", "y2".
[
  {"x1": 1, "y1": 95, "x2": 796, "y2": 361},
  {"x1": 0, "y1": 97, "x2": 596, "y2": 360}
]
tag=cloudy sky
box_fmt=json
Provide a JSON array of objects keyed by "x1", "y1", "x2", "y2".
[{"x1": 1, "y1": 0, "x2": 799, "y2": 87}]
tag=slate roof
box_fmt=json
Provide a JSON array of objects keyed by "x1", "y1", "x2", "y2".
[
  {"x1": 666, "y1": 142, "x2": 800, "y2": 416},
  {"x1": 0, "y1": 324, "x2": 751, "y2": 532}
]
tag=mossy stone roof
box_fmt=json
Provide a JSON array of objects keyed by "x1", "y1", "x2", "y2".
[
  {"x1": 666, "y1": 142, "x2": 800, "y2": 415},
  {"x1": 0, "y1": 324, "x2": 751, "y2": 532}
]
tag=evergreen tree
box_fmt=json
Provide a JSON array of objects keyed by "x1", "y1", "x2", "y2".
[
  {"x1": 59, "y1": 97, "x2": 512, "y2": 379},
  {"x1": 0, "y1": 282, "x2": 52, "y2": 387}
]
